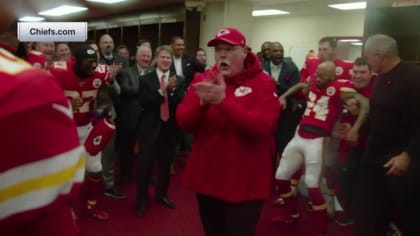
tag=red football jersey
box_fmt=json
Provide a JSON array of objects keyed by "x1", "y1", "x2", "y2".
[
  {"x1": 0, "y1": 48, "x2": 84, "y2": 235},
  {"x1": 300, "y1": 57, "x2": 353, "y2": 83},
  {"x1": 298, "y1": 76, "x2": 356, "y2": 138},
  {"x1": 25, "y1": 50, "x2": 47, "y2": 69},
  {"x1": 50, "y1": 61, "x2": 109, "y2": 126}
]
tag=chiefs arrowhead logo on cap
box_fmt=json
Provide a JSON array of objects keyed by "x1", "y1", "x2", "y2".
[{"x1": 217, "y1": 29, "x2": 230, "y2": 37}]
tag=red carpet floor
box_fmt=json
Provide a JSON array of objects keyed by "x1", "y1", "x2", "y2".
[{"x1": 78, "y1": 164, "x2": 353, "y2": 236}]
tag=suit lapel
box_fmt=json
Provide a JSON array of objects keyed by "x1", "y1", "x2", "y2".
[{"x1": 151, "y1": 71, "x2": 160, "y2": 90}]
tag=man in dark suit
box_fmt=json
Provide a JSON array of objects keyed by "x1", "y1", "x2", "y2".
[
  {"x1": 117, "y1": 45, "x2": 154, "y2": 184},
  {"x1": 262, "y1": 41, "x2": 303, "y2": 158},
  {"x1": 136, "y1": 45, "x2": 186, "y2": 217},
  {"x1": 170, "y1": 36, "x2": 205, "y2": 158},
  {"x1": 170, "y1": 36, "x2": 205, "y2": 87}
]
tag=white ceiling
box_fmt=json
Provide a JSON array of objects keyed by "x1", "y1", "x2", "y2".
[{"x1": 17, "y1": 0, "x2": 395, "y2": 22}]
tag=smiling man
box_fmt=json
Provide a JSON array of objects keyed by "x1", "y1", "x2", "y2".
[
  {"x1": 50, "y1": 45, "x2": 121, "y2": 221},
  {"x1": 274, "y1": 61, "x2": 369, "y2": 236},
  {"x1": 176, "y1": 27, "x2": 280, "y2": 236},
  {"x1": 136, "y1": 45, "x2": 186, "y2": 217}
]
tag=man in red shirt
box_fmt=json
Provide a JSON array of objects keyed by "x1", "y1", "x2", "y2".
[
  {"x1": 300, "y1": 37, "x2": 353, "y2": 82},
  {"x1": 177, "y1": 27, "x2": 280, "y2": 236},
  {"x1": 50, "y1": 45, "x2": 120, "y2": 221},
  {"x1": 274, "y1": 61, "x2": 369, "y2": 236},
  {"x1": 335, "y1": 57, "x2": 376, "y2": 226},
  {"x1": 0, "y1": 2, "x2": 85, "y2": 234}
]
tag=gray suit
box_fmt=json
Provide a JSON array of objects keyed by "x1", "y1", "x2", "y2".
[{"x1": 116, "y1": 65, "x2": 154, "y2": 179}]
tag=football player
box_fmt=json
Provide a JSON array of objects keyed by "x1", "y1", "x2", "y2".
[
  {"x1": 273, "y1": 61, "x2": 369, "y2": 236},
  {"x1": 0, "y1": 2, "x2": 85, "y2": 234},
  {"x1": 50, "y1": 44, "x2": 120, "y2": 221}
]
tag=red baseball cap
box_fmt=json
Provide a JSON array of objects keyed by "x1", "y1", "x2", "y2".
[{"x1": 207, "y1": 27, "x2": 246, "y2": 48}]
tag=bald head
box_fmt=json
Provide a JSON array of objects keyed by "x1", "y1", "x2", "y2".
[
  {"x1": 364, "y1": 34, "x2": 400, "y2": 74},
  {"x1": 99, "y1": 34, "x2": 114, "y2": 55},
  {"x1": 318, "y1": 61, "x2": 336, "y2": 74},
  {"x1": 316, "y1": 61, "x2": 336, "y2": 88},
  {"x1": 270, "y1": 41, "x2": 284, "y2": 65}
]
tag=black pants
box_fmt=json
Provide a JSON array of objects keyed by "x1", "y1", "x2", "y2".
[
  {"x1": 115, "y1": 127, "x2": 137, "y2": 178},
  {"x1": 196, "y1": 194, "x2": 263, "y2": 236},
  {"x1": 336, "y1": 147, "x2": 363, "y2": 218},
  {"x1": 136, "y1": 124, "x2": 176, "y2": 203},
  {"x1": 355, "y1": 157, "x2": 420, "y2": 236}
]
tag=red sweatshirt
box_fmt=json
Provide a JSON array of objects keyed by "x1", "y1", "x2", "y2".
[{"x1": 176, "y1": 52, "x2": 281, "y2": 202}]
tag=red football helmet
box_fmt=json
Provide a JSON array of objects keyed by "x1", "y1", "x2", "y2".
[{"x1": 84, "y1": 119, "x2": 115, "y2": 156}]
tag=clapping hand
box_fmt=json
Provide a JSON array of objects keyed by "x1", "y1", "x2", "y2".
[
  {"x1": 194, "y1": 71, "x2": 226, "y2": 105},
  {"x1": 167, "y1": 76, "x2": 177, "y2": 92}
]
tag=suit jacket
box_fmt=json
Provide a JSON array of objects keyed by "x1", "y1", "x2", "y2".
[
  {"x1": 99, "y1": 52, "x2": 129, "y2": 69},
  {"x1": 138, "y1": 71, "x2": 186, "y2": 147},
  {"x1": 262, "y1": 58, "x2": 300, "y2": 96},
  {"x1": 170, "y1": 54, "x2": 205, "y2": 87},
  {"x1": 116, "y1": 65, "x2": 155, "y2": 130}
]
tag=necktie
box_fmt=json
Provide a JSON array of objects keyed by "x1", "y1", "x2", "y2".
[{"x1": 160, "y1": 75, "x2": 170, "y2": 121}]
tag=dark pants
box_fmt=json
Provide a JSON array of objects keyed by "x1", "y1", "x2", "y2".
[
  {"x1": 355, "y1": 157, "x2": 420, "y2": 236},
  {"x1": 136, "y1": 123, "x2": 176, "y2": 203},
  {"x1": 336, "y1": 147, "x2": 363, "y2": 217},
  {"x1": 196, "y1": 194, "x2": 263, "y2": 236},
  {"x1": 276, "y1": 106, "x2": 304, "y2": 156},
  {"x1": 116, "y1": 127, "x2": 137, "y2": 179}
]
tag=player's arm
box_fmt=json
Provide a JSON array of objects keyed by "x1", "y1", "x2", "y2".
[
  {"x1": 279, "y1": 82, "x2": 308, "y2": 109},
  {"x1": 340, "y1": 91, "x2": 369, "y2": 142}
]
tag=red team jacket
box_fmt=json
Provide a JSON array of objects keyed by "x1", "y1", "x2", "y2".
[
  {"x1": 176, "y1": 52, "x2": 281, "y2": 202},
  {"x1": 0, "y1": 48, "x2": 85, "y2": 235},
  {"x1": 298, "y1": 75, "x2": 356, "y2": 139},
  {"x1": 49, "y1": 61, "x2": 109, "y2": 126}
]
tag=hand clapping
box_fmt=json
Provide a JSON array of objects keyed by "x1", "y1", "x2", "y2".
[
  {"x1": 193, "y1": 71, "x2": 226, "y2": 105},
  {"x1": 166, "y1": 76, "x2": 177, "y2": 92}
]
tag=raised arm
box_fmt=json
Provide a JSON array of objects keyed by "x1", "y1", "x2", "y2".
[
  {"x1": 279, "y1": 82, "x2": 307, "y2": 109},
  {"x1": 340, "y1": 91, "x2": 369, "y2": 143}
]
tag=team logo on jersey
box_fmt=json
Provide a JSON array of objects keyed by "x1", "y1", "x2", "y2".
[
  {"x1": 326, "y1": 86, "x2": 336, "y2": 96},
  {"x1": 92, "y1": 78, "x2": 102, "y2": 88},
  {"x1": 336, "y1": 66, "x2": 343, "y2": 75},
  {"x1": 234, "y1": 86, "x2": 252, "y2": 97},
  {"x1": 93, "y1": 135, "x2": 103, "y2": 146}
]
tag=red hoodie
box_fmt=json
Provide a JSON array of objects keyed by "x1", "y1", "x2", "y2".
[{"x1": 176, "y1": 52, "x2": 281, "y2": 202}]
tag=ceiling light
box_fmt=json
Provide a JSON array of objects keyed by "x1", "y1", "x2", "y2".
[
  {"x1": 252, "y1": 9, "x2": 290, "y2": 17},
  {"x1": 328, "y1": 1, "x2": 366, "y2": 10},
  {"x1": 38, "y1": 5, "x2": 88, "y2": 17},
  {"x1": 339, "y1": 39, "x2": 361, "y2": 42},
  {"x1": 86, "y1": 0, "x2": 128, "y2": 3},
  {"x1": 351, "y1": 42, "x2": 363, "y2": 46},
  {"x1": 19, "y1": 16, "x2": 45, "y2": 22}
]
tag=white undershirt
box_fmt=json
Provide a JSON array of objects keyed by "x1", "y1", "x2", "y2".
[{"x1": 173, "y1": 57, "x2": 183, "y2": 77}]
